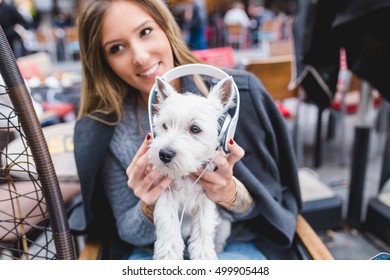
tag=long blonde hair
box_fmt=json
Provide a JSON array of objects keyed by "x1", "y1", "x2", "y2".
[{"x1": 77, "y1": 0, "x2": 203, "y2": 123}]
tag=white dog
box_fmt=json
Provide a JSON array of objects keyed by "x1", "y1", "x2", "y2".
[{"x1": 148, "y1": 76, "x2": 235, "y2": 260}]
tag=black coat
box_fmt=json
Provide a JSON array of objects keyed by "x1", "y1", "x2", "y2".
[{"x1": 292, "y1": 0, "x2": 390, "y2": 108}]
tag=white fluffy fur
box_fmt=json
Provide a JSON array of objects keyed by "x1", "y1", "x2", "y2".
[{"x1": 148, "y1": 76, "x2": 234, "y2": 260}]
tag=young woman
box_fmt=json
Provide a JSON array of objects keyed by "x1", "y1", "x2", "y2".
[{"x1": 74, "y1": 0, "x2": 301, "y2": 260}]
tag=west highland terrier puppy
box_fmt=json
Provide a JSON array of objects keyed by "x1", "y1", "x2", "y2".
[{"x1": 148, "y1": 76, "x2": 235, "y2": 260}]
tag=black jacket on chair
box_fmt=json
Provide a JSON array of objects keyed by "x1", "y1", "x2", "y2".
[{"x1": 291, "y1": 0, "x2": 390, "y2": 107}]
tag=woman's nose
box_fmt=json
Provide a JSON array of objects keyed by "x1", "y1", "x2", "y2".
[{"x1": 131, "y1": 43, "x2": 150, "y2": 66}]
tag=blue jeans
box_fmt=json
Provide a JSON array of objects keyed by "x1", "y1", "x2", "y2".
[{"x1": 128, "y1": 241, "x2": 267, "y2": 260}]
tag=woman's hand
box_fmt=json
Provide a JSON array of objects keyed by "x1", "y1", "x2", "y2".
[
  {"x1": 192, "y1": 139, "x2": 245, "y2": 204},
  {"x1": 126, "y1": 133, "x2": 173, "y2": 206}
]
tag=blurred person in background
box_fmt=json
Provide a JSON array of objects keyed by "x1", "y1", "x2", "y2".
[
  {"x1": 171, "y1": 0, "x2": 208, "y2": 50},
  {"x1": 52, "y1": 6, "x2": 75, "y2": 28},
  {"x1": 15, "y1": 0, "x2": 36, "y2": 26},
  {"x1": 0, "y1": 0, "x2": 32, "y2": 57},
  {"x1": 247, "y1": 2, "x2": 264, "y2": 47},
  {"x1": 223, "y1": 1, "x2": 250, "y2": 29}
]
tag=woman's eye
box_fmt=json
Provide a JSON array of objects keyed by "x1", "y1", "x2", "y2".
[
  {"x1": 190, "y1": 125, "x2": 202, "y2": 134},
  {"x1": 109, "y1": 44, "x2": 124, "y2": 55},
  {"x1": 140, "y1": 27, "x2": 152, "y2": 37}
]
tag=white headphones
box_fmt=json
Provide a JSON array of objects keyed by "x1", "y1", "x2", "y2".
[{"x1": 148, "y1": 64, "x2": 240, "y2": 153}]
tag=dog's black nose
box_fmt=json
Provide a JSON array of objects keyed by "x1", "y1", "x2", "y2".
[{"x1": 159, "y1": 149, "x2": 176, "y2": 163}]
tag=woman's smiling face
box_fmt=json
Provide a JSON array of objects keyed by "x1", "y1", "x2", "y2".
[{"x1": 101, "y1": 1, "x2": 174, "y2": 96}]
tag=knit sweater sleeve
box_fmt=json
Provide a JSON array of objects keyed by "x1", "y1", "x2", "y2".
[{"x1": 101, "y1": 150, "x2": 156, "y2": 246}]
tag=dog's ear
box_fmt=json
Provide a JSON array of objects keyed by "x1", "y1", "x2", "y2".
[
  {"x1": 209, "y1": 76, "x2": 235, "y2": 110},
  {"x1": 155, "y1": 76, "x2": 176, "y2": 102}
]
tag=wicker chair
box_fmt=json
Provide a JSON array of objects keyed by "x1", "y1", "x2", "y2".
[{"x1": 0, "y1": 25, "x2": 75, "y2": 260}]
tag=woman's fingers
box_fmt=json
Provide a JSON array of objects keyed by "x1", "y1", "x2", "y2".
[
  {"x1": 127, "y1": 133, "x2": 151, "y2": 170},
  {"x1": 189, "y1": 139, "x2": 244, "y2": 203},
  {"x1": 134, "y1": 172, "x2": 172, "y2": 205},
  {"x1": 126, "y1": 133, "x2": 152, "y2": 181},
  {"x1": 143, "y1": 176, "x2": 173, "y2": 205},
  {"x1": 226, "y1": 138, "x2": 245, "y2": 165}
]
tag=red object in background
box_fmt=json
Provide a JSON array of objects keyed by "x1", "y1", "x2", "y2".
[
  {"x1": 192, "y1": 47, "x2": 236, "y2": 68},
  {"x1": 18, "y1": 63, "x2": 42, "y2": 80},
  {"x1": 332, "y1": 48, "x2": 383, "y2": 114},
  {"x1": 331, "y1": 90, "x2": 383, "y2": 114},
  {"x1": 42, "y1": 102, "x2": 74, "y2": 118},
  {"x1": 275, "y1": 102, "x2": 291, "y2": 118}
]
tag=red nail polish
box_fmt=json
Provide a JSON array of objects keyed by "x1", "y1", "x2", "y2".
[
  {"x1": 146, "y1": 133, "x2": 151, "y2": 140},
  {"x1": 229, "y1": 138, "x2": 234, "y2": 145}
]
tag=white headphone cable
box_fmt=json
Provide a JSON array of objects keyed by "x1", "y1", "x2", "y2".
[{"x1": 179, "y1": 150, "x2": 219, "y2": 229}]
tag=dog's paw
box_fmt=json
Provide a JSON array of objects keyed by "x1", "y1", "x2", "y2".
[
  {"x1": 190, "y1": 248, "x2": 218, "y2": 260},
  {"x1": 153, "y1": 251, "x2": 184, "y2": 260},
  {"x1": 188, "y1": 244, "x2": 218, "y2": 260},
  {"x1": 153, "y1": 238, "x2": 185, "y2": 260}
]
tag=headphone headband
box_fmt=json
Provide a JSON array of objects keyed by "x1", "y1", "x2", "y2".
[{"x1": 148, "y1": 64, "x2": 240, "y2": 152}]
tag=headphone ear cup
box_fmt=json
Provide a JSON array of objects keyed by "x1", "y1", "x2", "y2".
[
  {"x1": 218, "y1": 114, "x2": 232, "y2": 149},
  {"x1": 148, "y1": 87, "x2": 158, "y2": 138}
]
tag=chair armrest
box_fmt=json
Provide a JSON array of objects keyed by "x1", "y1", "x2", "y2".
[
  {"x1": 78, "y1": 240, "x2": 101, "y2": 260},
  {"x1": 296, "y1": 214, "x2": 334, "y2": 260}
]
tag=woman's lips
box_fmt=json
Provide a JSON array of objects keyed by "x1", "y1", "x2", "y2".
[{"x1": 138, "y1": 63, "x2": 159, "y2": 77}]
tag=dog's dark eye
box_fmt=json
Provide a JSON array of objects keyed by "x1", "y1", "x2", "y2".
[
  {"x1": 162, "y1": 123, "x2": 168, "y2": 130},
  {"x1": 190, "y1": 125, "x2": 202, "y2": 134}
]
